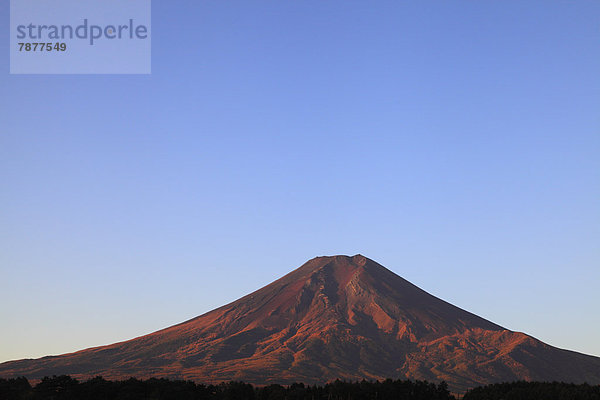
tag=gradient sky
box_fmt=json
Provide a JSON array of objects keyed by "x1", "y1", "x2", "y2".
[{"x1": 1, "y1": 1, "x2": 599, "y2": 363}]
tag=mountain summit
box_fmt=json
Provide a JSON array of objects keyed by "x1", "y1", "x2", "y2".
[{"x1": 2, "y1": 255, "x2": 600, "y2": 391}]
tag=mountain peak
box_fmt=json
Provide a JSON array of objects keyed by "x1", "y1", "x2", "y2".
[
  {"x1": 311, "y1": 254, "x2": 368, "y2": 263},
  {"x1": 302, "y1": 254, "x2": 369, "y2": 268},
  {"x1": 294, "y1": 254, "x2": 379, "y2": 280},
  {"x1": 2, "y1": 255, "x2": 600, "y2": 392}
]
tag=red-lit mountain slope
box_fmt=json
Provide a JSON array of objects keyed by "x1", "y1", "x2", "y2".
[{"x1": 2, "y1": 255, "x2": 599, "y2": 392}]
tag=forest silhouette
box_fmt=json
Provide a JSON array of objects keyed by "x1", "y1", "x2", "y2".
[{"x1": 2, "y1": 376, "x2": 600, "y2": 400}]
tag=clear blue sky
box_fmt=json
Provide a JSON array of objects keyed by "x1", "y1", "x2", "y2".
[{"x1": 1, "y1": 1, "x2": 599, "y2": 363}]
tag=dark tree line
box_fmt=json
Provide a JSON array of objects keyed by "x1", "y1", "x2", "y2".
[
  {"x1": 462, "y1": 381, "x2": 600, "y2": 400},
  {"x1": 0, "y1": 376, "x2": 453, "y2": 400},
  {"x1": 2, "y1": 376, "x2": 599, "y2": 400}
]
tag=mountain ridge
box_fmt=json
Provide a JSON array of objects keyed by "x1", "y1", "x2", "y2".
[{"x1": 2, "y1": 255, "x2": 599, "y2": 392}]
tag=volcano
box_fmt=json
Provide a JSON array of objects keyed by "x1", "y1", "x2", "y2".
[{"x1": 2, "y1": 255, "x2": 600, "y2": 392}]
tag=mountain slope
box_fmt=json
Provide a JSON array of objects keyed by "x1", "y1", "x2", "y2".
[{"x1": 2, "y1": 255, "x2": 600, "y2": 392}]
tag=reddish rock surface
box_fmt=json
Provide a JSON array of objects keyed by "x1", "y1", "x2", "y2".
[{"x1": 2, "y1": 255, "x2": 599, "y2": 392}]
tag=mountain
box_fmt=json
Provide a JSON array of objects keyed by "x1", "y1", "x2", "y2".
[{"x1": 2, "y1": 255, "x2": 600, "y2": 392}]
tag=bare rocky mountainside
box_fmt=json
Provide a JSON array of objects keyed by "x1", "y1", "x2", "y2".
[{"x1": 2, "y1": 255, "x2": 600, "y2": 392}]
